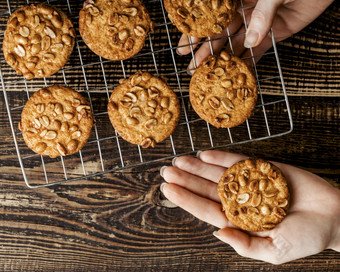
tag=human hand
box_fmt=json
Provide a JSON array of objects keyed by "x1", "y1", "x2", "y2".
[
  {"x1": 160, "y1": 150, "x2": 340, "y2": 264},
  {"x1": 176, "y1": 0, "x2": 334, "y2": 73}
]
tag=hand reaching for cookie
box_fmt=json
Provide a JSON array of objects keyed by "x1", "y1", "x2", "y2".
[
  {"x1": 160, "y1": 150, "x2": 340, "y2": 264},
  {"x1": 177, "y1": 0, "x2": 334, "y2": 73}
]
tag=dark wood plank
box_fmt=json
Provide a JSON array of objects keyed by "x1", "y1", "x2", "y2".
[
  {"x1": 0, "y1": 94, "x2": 339, "y2": 271},
  {"x1": 0, "y1": 0, "x2": 339, "y2": 271},
  {"x1": 0, "y1": 1, "x2": 339, "y2": 96}
]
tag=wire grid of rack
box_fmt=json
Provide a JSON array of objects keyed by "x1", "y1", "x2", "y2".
[{"x1": 0, "y1": 0, "x2": 292, "y2": 188}]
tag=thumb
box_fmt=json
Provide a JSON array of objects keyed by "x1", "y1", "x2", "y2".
[
  {"x1": 244, "y1": 0, "x2": 283, "y2": 48},
  {"x1": 213, "y1": 227, "x2": 278, "y2": 263}
]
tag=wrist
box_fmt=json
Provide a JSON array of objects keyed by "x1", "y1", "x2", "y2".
[{"x1": 328, "y1": 189, "x2": 340, "y2": 251}]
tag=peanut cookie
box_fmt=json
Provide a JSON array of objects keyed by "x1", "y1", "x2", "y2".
[
  {"x1": 19, "y1": 86, "x2": 93, "y2": 158},
  {"x1": 3, "y1": 3, "x2": 76, "y2": 80},
  {"x1": 217, "y1": 158, "x2": 290, "y2": 232},
  {"x1": 189, "y1": 51, "x2": 258, "y2": 128},
  {"x1": 79, "y1": 0, "x2": 154, "y2": 61},
  {"x1": 108, "y1": 71, "x2": 180, "y2": 148},
  {"x1": 164, "y1": 0, "x2": 236, "y2": 38}
]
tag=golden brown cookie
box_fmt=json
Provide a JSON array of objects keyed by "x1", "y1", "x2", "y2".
[
  {"x1": 108, "y1": 71, "x2": 180, "y2": 148},
  {"x1": 217, "y1": 158, "x2": 290, "y2": 232},
  {"x1": 189, "y1": 51, "x2": 258, "y2": 128},
  {"x1": 3, "y1": 3, "x2": 76, "y2": 80},
  {"x1": 19, "y1": 86, "x2": 93, "y2": 158},
  {"x1": 164, "y1": 0, "x2": 236, "y2": 38},
  {"x1": 79, "y1": 0, "x2": 154, "y2": 61}
]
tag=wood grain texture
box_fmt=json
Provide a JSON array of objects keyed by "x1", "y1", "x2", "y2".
[
  {"x1": 0, "y1": 1, "x2": 339, "y2": 96},
  {"x1": 0, "y1": 0, "x2": 339, "y2": 271},
  {"x1": 0, "y1": 94, "x2": 339, "y2": 271}
]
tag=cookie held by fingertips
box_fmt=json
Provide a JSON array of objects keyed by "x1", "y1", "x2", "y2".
[
  {"x1": 189, "y1": 51, "x2": 258, "y2": 128},
  {"x1": 79, "y1": 0, "x2": 154, "y2": 61},
  {"x1": 19, "y1": 86, "x2": 93, "y2": 158},
  {"x1": 107, "y1": 71, "x2": 180, "y2": 148},
  {"x1": 164, "y1": 0, "x2": 236, "y2": 38},
  {"x1": 217, "y1": 158, "x2": 290, "y2": 232},
  {"x1": 3, "y1": 3, "x2": 76, "y2": 79}
]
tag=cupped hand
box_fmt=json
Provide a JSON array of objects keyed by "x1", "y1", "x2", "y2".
[
  {"x1": 176, "y1": 0, "x2": 334, "y2": 73},
  {"x1": 160, "y1": 150, "x2": 340, "y2": 264}
]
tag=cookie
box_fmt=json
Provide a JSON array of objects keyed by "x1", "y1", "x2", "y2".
[
  {"x1": 79, "y1": 0, "x2": 154, "y2": 61},
  {"x1": 19, "y1": 86, "x2": 93, "y2": 158},
  {"x1": 108, "y1": 71, "x2": 180, "y2": 148},
  {"x1": 189, "y1": 51, "x2": 258, "y2": 128},
  {"x1": 164, "y1": 0, "x2": 236, "y2": 38},
  {"x1": 3, "y1": 3, "x2": 76, "y2": 80},
  {"x1": 217, "y1": 158, "x2": 290, "y2": 232}
]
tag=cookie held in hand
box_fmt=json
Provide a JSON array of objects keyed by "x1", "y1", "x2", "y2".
[
  {"x1": 217, "y1": 158, "x2": 290, "y2": 232},
  {"x1": 164, "y1": 0, "x2": 237, "y2": 38}
]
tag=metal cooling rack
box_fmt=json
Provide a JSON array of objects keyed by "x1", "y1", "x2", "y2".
[{"x1": 0, "y1": 0, "x2": 293, "y2": 188}]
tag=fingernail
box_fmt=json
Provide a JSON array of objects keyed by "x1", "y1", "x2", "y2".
[
  {"x1": 213, "y1": 231, "x2": 220, "y2": 238},
  {"x1": 244, "y1": 29, "x2": 259, "y2": 48},
  {"x1": 172, "y1": 157, "x2": 177, "y2": 166},
  {"x1": 187, "y1": 60, "x2": 195, "y2": 75},
  {"x1": 187, "y1": 68, "x2": 194, "y2": 76},
  {"x1": 176, "y1": 48, "x2": 183, "y2": 56},
  {"x1": 160, "y1": 166, "x2": 167, "y2": 178},
  {"x1": 160, "y1": 182, "x2": 167, "y2": 193},
  {"x1": 196, "y1": 150, "x2": 202, "y2": 159}
]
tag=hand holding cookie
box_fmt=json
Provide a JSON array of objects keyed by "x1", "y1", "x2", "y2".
[
  {"x1": 160, "y1": 150, "x2": 340, "y2": 264},
  {"x1": 175, "y1": 0, "x2": 334, "y2": 72}
]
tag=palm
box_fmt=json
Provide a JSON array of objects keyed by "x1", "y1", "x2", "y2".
[
  {"x1": 261, "y1": 162, "x2": 336, "y2": 263},
  {"x1": 161, "y1": 151, "x2": 340, "y2": 264}
]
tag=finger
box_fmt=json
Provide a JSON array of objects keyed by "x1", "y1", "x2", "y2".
[
  {"x1": 244, "y1": 0, "x2": 282, "y2": 48},
  {"x1": 226, "y1": 26, "x2": 247, "y2": 57},
  {"x1": 205, "y1": 12, "x2": 244, "y2": 55},
  {"x1": 214, "y1": 227, "x2": 277, "y2": 263},
  {"x1": 187, "y1": 36, "x2": 222, "y2": 75},
  {"x1": 240, "y1": 34, "x2": 273, "y2": 64},
  {"x1": 176, "y1": 35, "x2": 201, "y2": 56},
  {"x1": 225, "y1": 12, "x2": 245, "y2": 38},
  {"x1": 226, "y1": 9, "x2": 250, "y2": 60},
  {"x1": 186, "y1": 31, "x2": 229, "y2": 75},
  {"x1": 226, "y1": 5, "x2": 251, "y2": 57},
  {"x1": 162, "y1": 183, "x2": 231, "y2": 228},
  {"x1": 235, "y1": 6, "x2": 274, "y2": 64},
  {"x1": 173, "y1": 156, "x2": 226, "y2": 183},
  {"x1": 187, "y1": 13, "x2": 244, "y2": 74},
  {"x1": 162, "y1": 166, "x2": 220, "y2": 202},
  {"x1": 198, "y1": 150, "x2": 247, "y2": 168}
]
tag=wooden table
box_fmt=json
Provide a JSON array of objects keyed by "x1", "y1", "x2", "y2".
[{"x1": 0, "y1": 1, "x2": 339, "y2": 271}]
